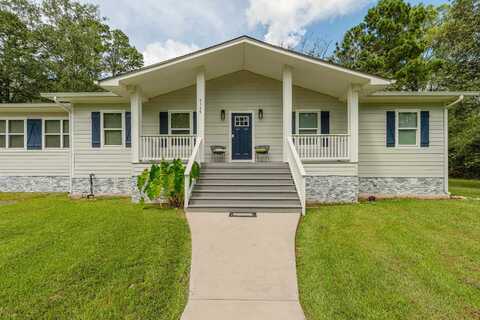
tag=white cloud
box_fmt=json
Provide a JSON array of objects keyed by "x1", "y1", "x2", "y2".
[
  {"x1": 143, "y1": 39, "x2": 200, "y2": 65},
  {"x1": 246, "y1": 0, "x2": 371, "y2": 47}
]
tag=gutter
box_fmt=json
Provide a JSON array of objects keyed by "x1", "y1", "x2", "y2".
[
  {"x1": 445, "y1": 94, "x2": 464, "y2": 108},
  {"x1": 52, "y1": 97, "x2": 74, "y2": 195}
]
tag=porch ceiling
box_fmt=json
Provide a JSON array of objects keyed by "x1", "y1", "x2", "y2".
[{"x1": 98, "y1": 36, "x2": 392, "y2": 100}]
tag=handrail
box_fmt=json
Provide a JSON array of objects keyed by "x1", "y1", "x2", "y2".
[
  {"x1": 140, "y1": 135, "x2": 197, "y2": 161},
  {"x1": 184, "y1": 137, "x2": 203, "y2": 208},
  {"x1": 292, "y1": 134, "x2": 350, "y2": 160},
  {"x1": 286, "y1": 137, "x2": 306, "y2": 215}
]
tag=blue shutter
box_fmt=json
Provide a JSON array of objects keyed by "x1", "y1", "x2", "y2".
[
  {"x1": 27, "y1": 119, "x2": 42, "y2": 150},
  {"x1": 292, "y1": 112, "x2": 296, "y2": 134},
  {"x1": 193, "y1": 111, "x2": 197, "y2": 134},
  {"x1": 420, "y1": 111, "x2": 430, "y2": 147},
  {"x1": 125, "y1": 111, "x2": 131, "y2": 148},
  {"x1": 159, "y1": 112, "x2": 168, "y2": 134},
  {"x1": 91, "y1": 112, "x2": 101, "y2": 148},
  {"x1": 386, "y1": 111, "x2": 396, "y2": 147},
  {"x1": 320, "y1": 111, "x2": 330, "y2": 134}
]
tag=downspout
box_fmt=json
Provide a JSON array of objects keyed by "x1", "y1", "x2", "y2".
[
  {"x1": 53, "y1": 97, "x2": 74, "y2": 195},
  {"x1": 443, "y1": 95, "x2": 464, "y2": 194}
]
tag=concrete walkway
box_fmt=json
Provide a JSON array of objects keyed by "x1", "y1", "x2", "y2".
[{"x1": 181, "y1": 212, "x2": 305, "y2": 320}]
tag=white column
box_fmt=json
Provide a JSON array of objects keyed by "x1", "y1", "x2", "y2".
[
  {"x1": 130, "y1": 86, "x2": 143, "y2": 163},
  {"x1": 443, "y1": 107, "x2": 449, "y2": 193},
  {"x1": 196, "y1": 67, "x2": 205, "y2": 162},
  {"x1": 282, "y1": 65, "x2": 293, "y2": 162},
  {"x1": 347, "y1": 84, "x2": 359, "y2": 163}
]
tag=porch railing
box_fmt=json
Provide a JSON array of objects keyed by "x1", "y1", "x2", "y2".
[
  {"x1": 140, "y1": 135, "x2": 197, "y2": 161},
  {"x1": 184, "y1": 137, "x2": 203, "y2": 208},
  {"x1": 286, "y1": 137, "x2": 306, "y2": 215},
  {"x1": 292, "y1": 134, "x2": 350, "y2": 160}
]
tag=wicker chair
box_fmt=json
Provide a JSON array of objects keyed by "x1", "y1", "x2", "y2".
[{"x1": 210, "y1": 145, "x2": 227, "y2": 162}]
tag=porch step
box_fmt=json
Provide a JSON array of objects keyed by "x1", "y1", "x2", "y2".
[{"x1": 186, "y1": 162, "x2": 301, "y2": 214}]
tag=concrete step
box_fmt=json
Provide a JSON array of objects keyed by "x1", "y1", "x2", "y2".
[
  {"x1": 196, "y1": 180, "x2": 295, "y2": 186},
  {"x1": 191, "y1": 192, "x2": 299, "y2": 200},
  {"x1": 200, "y1": 174, "x2": 292, "y2": 180},
  {"x1": 194, "y1": 185, "x2": 298, "y2": 192},
  {"x1": 186, "y1": 206, "x2": 302, "y2": 213},
  {"x1": 189, "y1": 199, "x2": 301, "y2": 207},
  {"x1": 201, "y1": 168, "x2": 290, "y2": 174}
]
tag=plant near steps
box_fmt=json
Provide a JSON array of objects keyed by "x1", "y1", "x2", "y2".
[{"x1": 137, "y1": 159, "x2": 200, "y2": 207}]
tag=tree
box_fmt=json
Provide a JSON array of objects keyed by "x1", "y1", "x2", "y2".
[
  {"x1": 0, "y1": 0, "x2": 143, "y2": 100},
  {"x1": 433, "y1": 0, "x2": 480, "y2": 178},
  {"x1": 332, "y1": 0, "x2": 441, "y2": 91},
  {"x1": 0, "y1": 9, "x2": 46, "y2": 102}
]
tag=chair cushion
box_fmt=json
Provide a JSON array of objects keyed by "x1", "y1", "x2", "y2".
[{"x1": 255, "y1": 145, "x2": 270, "y2": 154}]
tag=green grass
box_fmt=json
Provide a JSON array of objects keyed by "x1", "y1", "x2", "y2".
[
  {"x1": 297, "y1": 197, "x2": 480, "y2": 320},
  {"x1": 450, "y1": 178, "x2": 480, "y2": 198},
  {"x1": 0, "y1": 194, "x2": 190, "y2": 320}
]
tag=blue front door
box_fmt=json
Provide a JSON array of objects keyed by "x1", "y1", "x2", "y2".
[{"x1": 231, "y1": 113, "x2": 252, "y2": 160}]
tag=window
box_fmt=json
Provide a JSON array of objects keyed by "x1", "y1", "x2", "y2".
[
  {"x1": 0, "y1": 120, "x2": 5, "y2": 148},
  {"x1": 234, "y1": 115, "x2": 249, "y2": 127},
  {"x1": 397, "y1": 111, "x2": 419, "y2": 146},
  {"x1": 103, "y1": 113, "x2": 123, "y2": 146},
  {"x1": 298, "y1": 112, "x2": 319, "y2": 134},
  {"x1": 170, "y1": 112, "x2": 191, "y2": 134},
  {"x1": 44, "y1": 119, "x2": 69, "y2": 148},
  {"x1": 8, "y1": 120, "x2": 25, "y2": 148}
]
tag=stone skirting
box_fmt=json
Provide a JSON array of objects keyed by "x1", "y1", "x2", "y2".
[
  {"x1": 305, "y1": 175, "x2": 359, "y2": 203},
  {"x1": 359, "y1": 177, "x2": 446, "y2": 196},
  {"x1": 71, "y1": 176, "x2": 132, "y2": 196},
  {"x1": 0, "y1": 176, "x2": 69, "y2": 192}
]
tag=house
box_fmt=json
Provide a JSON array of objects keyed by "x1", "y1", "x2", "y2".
[{"x1": 0, "y1": 36, "x2": 476, "y2": 213}]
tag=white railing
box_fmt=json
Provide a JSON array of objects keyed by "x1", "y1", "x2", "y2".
[
  {"x1": 286, "y1": 137, "x2": 306, "y2": 215},
  {"x1": 292, "y1": 134, "x2": 350, "y2": 160},
  {"x1": 184, "y1": 137, "x2": 203, "y2": 209},
  {"x1": 141, "y1": 135, "x2": 197, "y2": 161}
]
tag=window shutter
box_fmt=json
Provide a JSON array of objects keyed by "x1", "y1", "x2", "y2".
[
  {"x1": 125, "y1": 111, "x2": 131, "y2": 147},
  {"x1": 420, "y1": 111, "x2": 430, "y2": 147},
  {"x1": 292, "y1": 112, "x2": 296, "y2": 134},
  {"x1": 159, "y1": 112, "x2": 169, "y2": 134},
  {"x1": 320, "y1": 111, "x2": 330, "y2": 134},
  {"x1": 193, "y1": 111, "x2": 197, "y2": 134},
  {"x1": 386, "y1": 111, "x2": 396, "y2": 147},
  {"x1": 91, "y1": 112, "x2": 101, "y2": 148},
  {"x1": 27, "y1": 119, "x2": 42, "y2": 150}
]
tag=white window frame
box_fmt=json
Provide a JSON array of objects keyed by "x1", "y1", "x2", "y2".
[
  {"x1": 296, "y1": 110, "x2": 321, "y2": 135},
  {"x1": 168, "y1": 111, "x2": 193, "y2": 135},
  {"x1": 396, "y1": 109, "x2": 420, "y2": 148},
  {"x1": 43, "y1": 118, "x2": 70, "y2": 149},
  {"x1": 101, "y1": 111, "x2": 125, "y2": 148},
  {"x1": 0, "y1": 118, "x2": 27, "y2": 150}
]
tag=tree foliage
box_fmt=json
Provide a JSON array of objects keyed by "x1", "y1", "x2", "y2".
[
  {"x1": 0, "y1": 0, "x2": 143, "y2": 102},
  {"x1": 332, "y1": 0, "x2": 441, "y2": 91}
]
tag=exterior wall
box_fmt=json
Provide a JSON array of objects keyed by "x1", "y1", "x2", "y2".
[
  {"x1": 0, "y1": 111, "x2": 70, "y2": 192},
  {"x1": 357, "y1": 103, "x2": 448, "y2": 196},
  {"x1": 303, "y1": 162, "x2": 357, "y2": 176},
  {"x1": 71, "y1": 176, "x2": 132, "y2": 196},
  {"x1": 72, "y1": 104, "x2": 132, "y2": 178},
  {"x1": 144, "y1": 70, "x2": 347, "y2": 162}
]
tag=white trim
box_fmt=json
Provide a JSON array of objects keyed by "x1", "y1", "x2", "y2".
[
  {"x1": 168, "y1": 110, "x2": 193, "y2": 135},
  {"x1": 444, "y1": 107, "x2": 449, "y2": 194},
  {"x1": 395, "y1": 109, "x2": 420, "y2": 148},
  {"x1": 229, "y1": 111, "x2": 255, "y2": 162},
  {"x1": 100, "y1": 110, "x2": 125, "y2": 148}
]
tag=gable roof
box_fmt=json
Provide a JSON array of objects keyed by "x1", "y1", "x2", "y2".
[{"x1": 98, "y1": 36, "x2": 392, "y2": 99}]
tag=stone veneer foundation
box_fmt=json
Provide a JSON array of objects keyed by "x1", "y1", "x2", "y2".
[
  {"x1": 0, "y1": 176, "x2": 70, "y2": 192},
  {"x1": 305, "y1": 175, "x2": 359, "y2": 203},
  {"x1": 71, "y1": 176, "x2": 131, "y2": 196},
  {"x1": 359, "y1": 177, "x2": 446, "y2": 196}
]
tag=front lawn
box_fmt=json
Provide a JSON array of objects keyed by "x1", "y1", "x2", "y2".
[
  {"x1": 450, "y1": 178, "x2": 480, "y2": 198},
  {"x1": 0, "y1": 194, "x2": 190, "y2": 319},
  {"x1": 297, "y1": 184, "x2": 480, "y2": 319}
]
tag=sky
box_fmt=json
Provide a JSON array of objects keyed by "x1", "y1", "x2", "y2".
[{"x1": 84, "y1": 0, "x2": 447, "y2": 66}]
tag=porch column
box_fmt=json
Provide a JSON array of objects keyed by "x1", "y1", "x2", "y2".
[
  {"x1": 130, "y1": 86, "x2": 142, "y2": 163},
  {"x1": 196, "y1": 67, "x2": 205, "y2": 162},
  {"x1": 347, "y1": 84, "x2": 359, "y2": 163},
  {"x1": 282, "y1": 65, "x2": 293, "y2": 162}
]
